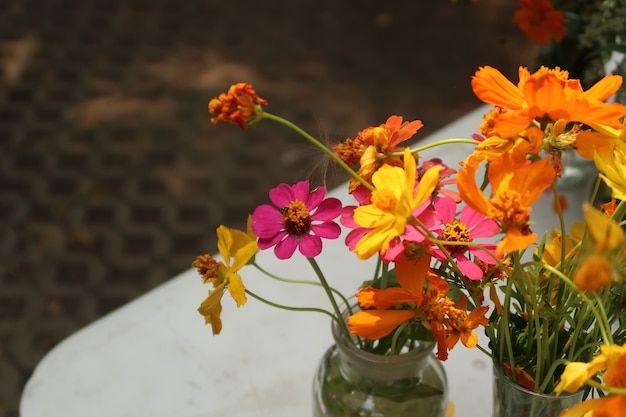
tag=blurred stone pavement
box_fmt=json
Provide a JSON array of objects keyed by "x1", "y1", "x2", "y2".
[{"x1": 0, "y1": 0, "x2": 538, "y2": 415}]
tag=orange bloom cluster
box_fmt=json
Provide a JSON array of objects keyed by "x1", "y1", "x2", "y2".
[
  {"x1": 471, "y1": 66, "x2": 625, "y2": 139},
  {"x1": 458, "y1": 66, "x2": 626, "y2": 255},
  {"x1": 512, "y1": 0, "x2": 564, "y2": 45},
  {"x1": 331, "y1": 115, "x2": 423, "y2": 192},
  {"x1": 208, "y1": 82, "x2": 267, "y2": 130},
  {"x1": 347, "y1": 254, "x2": 488, "y2": 361}
]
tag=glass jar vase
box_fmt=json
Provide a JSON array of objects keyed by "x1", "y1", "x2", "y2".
[
  {"x1": 312, "y1": 305, "x2": 449, "y2": 417},
  {"x1": 491, "y1": 362, "x2": 584, "y2": 417}
]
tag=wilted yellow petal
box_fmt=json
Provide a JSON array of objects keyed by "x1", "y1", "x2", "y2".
[{"x1": 583, "y1": 202, "x2": 625, "y2": 251}]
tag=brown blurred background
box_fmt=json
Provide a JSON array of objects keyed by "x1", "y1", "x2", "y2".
[{"x1": 0, "y1": 1, "x2": 538, "y2": 415}]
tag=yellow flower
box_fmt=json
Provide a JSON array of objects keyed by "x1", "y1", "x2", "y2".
[
  {"x1": 352, "y1": 148, "x2": 441, "y2": 259},
  {"x1": 539, "y1": 221, "x2": 584, "y2": 267},
  {"x1": 576, "y1": 121, "x2": 626, "y2": 160},
  {"x1": 594, "y1": 141, "x2": 626, "y2": 201},
  {"x1": 573, "y1": 255, "x2": 614, "y2": 292},
  {"x1": 555, "y1": 343, "x2": 626, "y2": 395},
  {"x1": 583, "y1": 203, "x2": 625, "y2": 253},
  {"x1": 194, "y1": 221, "x2": 258, "y2": 334}
]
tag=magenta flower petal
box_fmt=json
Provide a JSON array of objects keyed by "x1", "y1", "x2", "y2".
[
  {"x1": 455, "y1": 252, "x2": 484, "y2": 281},
  {"x1": 258, "y1": 232, "x2": 287, "y2": 250},
  {"x1": 299, "y1": 233, "x2": 323, "y2": 258},
  {"x1": 345, "y1": 227, "x2": 368, "y2": 252},
  {"x1": 269, "y1": 183, "x2": 296, "y2": 208},
  {"x1": 306, "y1": 185, "x2": 326, "y2": 210},
  {"x1": 435, "y1": 196, "x2": 457, "y2": 223},
  {"x1": 251, "y1": 204, "x2": 284, "y2": 238},
  {"x1": 461, "y1": 205, "x2": 499, "y2": 238},
  {"x1": 313, "y1": 197, "x2": 342, "y2": 221},
  {"x1": 291, "y1": 181, "x2": 312, "y2": 203},
  {"x1": 311, "y1": 222, "x2": 341, "y2": 239},
  {"x1": 340, "y1": 206, "x2": 359, "y2": 228},
  {"x1": 274, "y1": 235, "x2": 298, "y2": 259},
  {"x1": 469, "y1": 245, "x2": 500, "y2": 264}
]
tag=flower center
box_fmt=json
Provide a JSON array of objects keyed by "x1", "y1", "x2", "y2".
[
  {"x1": 371, "y1": 189, "x2": 398, "y2": 212},
  {"x1": 490, "y1": 190, "x2": 529, "y2": 227},
  {"x1": 282, "y1": 200, "x2": 312, "y2": 235},
  {"x1": 442, "y1": 220, "x2": 470, "y2": 252}
]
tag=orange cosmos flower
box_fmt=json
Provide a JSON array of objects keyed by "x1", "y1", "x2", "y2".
[
  {"x1": 348, "y1": 254, "x2": 484, "y2": 360},
  {"x1": 445, "y1": 296, "x2": 489, "y2": 351},
  {"x1": 457, "y1": 154, "x2": 556, "y2": 254},
  {"x1": 332, "y1": 115, "x2": 423, "y2": 192},
  {"x1": 208, "y1": 83, "x2": 268, "y2": 130},
  {"x1": 512, "y1": 0, "x2": 564, "y2": 45},
  {"x1": 471, "y1": 66, "x2": 625, "y2": 138}
]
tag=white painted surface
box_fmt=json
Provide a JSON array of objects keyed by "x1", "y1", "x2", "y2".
[{"x1": 20, "y1": 104, "x2": 589, "y2": 417}]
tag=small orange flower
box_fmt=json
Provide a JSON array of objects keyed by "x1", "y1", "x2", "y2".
[
  {"x1": 471, "y1": 66, "x2": 625, "y2": 138},
  {"x1": 573, "y1": 255, "x2": 613, "y2": 292},
  {"x1": 348, "y1": 254, "x2": 486, "y2": 361},
  {"x1": 445, "y1": 296, "x2": 489, "y2": 351},
  {"x1": 208, "y1": 83, "x2": 268, "y2": 130},
  {"x1": 332, "y1": 115, "x2": 423, "y2": 192},
  {"x1": 512, "y1": 0, "x2": 564, "y2": 45}
]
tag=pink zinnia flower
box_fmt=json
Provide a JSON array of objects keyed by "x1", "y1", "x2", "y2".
[
  {"x1": 251, "y1": 181, "x2": 342, "y2": 259},
  {"x1": 430, "y1": 197, "x2": 501, "y2": 280}
]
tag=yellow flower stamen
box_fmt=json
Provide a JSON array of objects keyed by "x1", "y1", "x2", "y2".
[
  {"x1": 371, "y1": 189, "x2": 398, "y2": 212},
  {"x1": 442, "y1": 220, "x2": 470, "y2": 253},
  {"x1": 490, "y1": 189, "x2": 530, "y2": 227},
  {"x1": 282, "y1": 200, "x2": 312, "y2": 235}
]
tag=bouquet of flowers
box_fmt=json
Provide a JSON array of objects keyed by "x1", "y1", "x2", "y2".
[{"x1": 194, "y1": 63, "x2": 626, "y2": 416}]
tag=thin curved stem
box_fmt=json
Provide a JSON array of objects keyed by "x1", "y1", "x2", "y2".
[
  {"x1": 262, "y1": 112, "x2": 374, "y2": 192},
  {"x1": 245, "y1": 289, "x2": 336, "y2": 320}
]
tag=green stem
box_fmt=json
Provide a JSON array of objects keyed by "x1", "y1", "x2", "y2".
[
  {"x1": 251, "y1": 260, "x2": 351, "y2": 309},
  {"x1": 245, "y1": 289, "x2": 336, "y2": 320},
  {"x1": 307, "y1": 257, "x2": 352, "y2": 341},
  {"x1": 262, "y1": 112, "x2": 374, "y2": 192},
  {"x1": 542, "y1": 263, "x2": 613, "y2": 344},
  {"x1": 394, "y1": 138, "x2": 480, "y2": 155}
]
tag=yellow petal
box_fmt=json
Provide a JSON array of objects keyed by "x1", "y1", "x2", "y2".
[
  {"x1": 227, "y1": 273, "x2": 247, "y2": 307},
  {"x1": 414, "y1": 163, "x2": 442, "y2": 207},
  {"x1": 216, "y1": 225, "x2": 234, "y2": 266},
  {"x1": 230, "y1": 240, "x2": 259, "y2": 272},
  {"x1": 583, "y1": 202, "x2": 625, "y2": 251}
]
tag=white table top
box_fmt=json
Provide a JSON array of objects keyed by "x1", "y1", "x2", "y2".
[{"x1": 20, "y1": 104, "x2": 590, "y2": 417}]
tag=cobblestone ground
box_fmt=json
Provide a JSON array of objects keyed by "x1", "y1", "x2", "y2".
[{"x1": 0, "y1": 1, "x2": 537, "y2": 415}]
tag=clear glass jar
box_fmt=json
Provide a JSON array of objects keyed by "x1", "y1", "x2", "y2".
[
  {"x1": 491, "y1": 362, "x2": 584, "y2": 417},
  {"x1": 312, "y1": 305, "x2": 449, "y2": 417}
]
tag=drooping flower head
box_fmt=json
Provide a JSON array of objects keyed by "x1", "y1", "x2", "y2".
[
  {"x1": 351, "y1": 148, "x2": 442, "y2": 259},
  {"x1": 332, "y1": 115, "x2": 424, "y2": 192},
  {"x1": 208, "y1": 83, "x2": 268, "y2": 130},
  {"x1": 471, "y1": 66, "x2": 625, "y2": 138},
  {"x1": 347, "y1": 254, "x2": 488, "y2": 360},
  {"x1": 512, "y1": 0, "x2": 564, "y2": 45},
  {"x1": 194, "y1": 221, "x2": 259, "y2": 335},
  {"x1": 251, "y1": 181, "x2": 342, "y2": 260}
]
